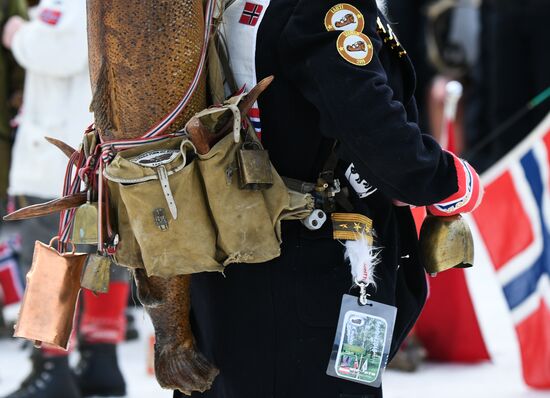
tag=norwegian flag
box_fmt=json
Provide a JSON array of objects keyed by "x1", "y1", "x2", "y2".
[
  {"x1": 39, "y1": 9, "x2": 62, "y2": 26},
  {"x1": 239, "y1": 2, "x2": 263, "y2": 26},
  {"x1": 0, "y1": 237, "x2": 23, "y2": 306},
  {"x1": 470, "y1": 113, "x2": 550, "y2": 388}
]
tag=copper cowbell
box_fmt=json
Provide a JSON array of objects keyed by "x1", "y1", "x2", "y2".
[{"x1": 14, "y1": 238, "x2": 87, "y2": 350}]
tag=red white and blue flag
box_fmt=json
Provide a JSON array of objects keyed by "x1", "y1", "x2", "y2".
[
  {"x1": 248, "y1": 106, "x2": 262, "y2": 138},
  {"x1": 39, "y1": 9, "x2": 62, "y2": 26},
  {"x1": 470, "y1": 113, "x2": 550, "y2": 388},
  {"x1": 0, "y1": 236, "x2": 23, "y2": 306},
  {"x1": 239, "y1": 2, "x2": 263, "y2": 26}
]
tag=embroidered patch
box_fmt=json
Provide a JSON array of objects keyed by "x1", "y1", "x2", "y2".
[
  {"x1": 336, "y1": 31, "x2": 373, "y2": 66},
  {"x1": 39, "y1": 9, "x2": 62, "y2": 25},
  {"x1": 331, "y1": 213, "x2": 374, "y2": 243},
  {"x1": 324, "y1": 3, "x2": 364, "y2": 32},
  {"x1": 239, "y1": 2, "x2": 264, "y2": 26},
  {"x1": 345, "y1": 164, "x2": 378, "y2": 198}
]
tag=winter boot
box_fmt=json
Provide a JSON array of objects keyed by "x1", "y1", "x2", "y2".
[
  {"x1": 1, "y1": 351, "x2": 82, "y2": 398},
  {"x1": 0, "y1": 305, "x2": 15, "y2": 338},
  {"x1": 0, "y1": 303, "x2": 8, "y2": 338},
  {"x1": 73, "y1": 343, "x2": 126, "y2": 397},
  {"x1": 124, "y1": 311, "x2": 139, "y2": 342}
]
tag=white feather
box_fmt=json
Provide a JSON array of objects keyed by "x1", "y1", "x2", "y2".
[
  {"x1": 376, "y1": 0, "x2": 387, "y2": 16},
  {"x1": 344, "y1": 236, "x2": 381, "y2": 288}
]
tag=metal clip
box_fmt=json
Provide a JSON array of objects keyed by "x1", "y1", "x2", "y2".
[
  {"x1": 105, "y1": 234, "x2": 119, "y2": 260},
  {"x1": 153, "y1": 208, "x2": 169, "y2": 232},
  {"x1": 358, "y1": 282, "x2": 370, "y2": 306},
  {"x1": 327, "y1": 179, "x2": 341, "y2": 198},
  {"x1": 315, "y1": 180, "x2": 329, "y2": 192}
]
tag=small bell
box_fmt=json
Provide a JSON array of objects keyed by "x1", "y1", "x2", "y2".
[
  {"x1": 419, "y1": 214, "x2": 474, "y2": 276},
  {"x1": 72, "y1": 190, "x2": 98, "y2": 245},
  {"x1": 237, "y1": 140, "x2": 273, "y2": 190},
  {"x1": 80, "y1": 254, "x2": 111, "y2": 294}
]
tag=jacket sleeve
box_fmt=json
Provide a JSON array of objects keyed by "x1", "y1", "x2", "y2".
[
  {"x1": 10, "y1": 0, "x2": 87, "y2": 77},
  {"x1": 279, "y1": 0, "x2": 481, "y2": 212}
]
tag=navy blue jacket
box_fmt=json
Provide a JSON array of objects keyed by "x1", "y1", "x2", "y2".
[{"x1": 185, "y1": 1, "x2": 479, "y2": 397}]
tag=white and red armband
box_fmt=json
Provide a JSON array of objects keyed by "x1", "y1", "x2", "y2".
[{"x1": 427, "y1": 153, "x2": 483, "y2": 216}]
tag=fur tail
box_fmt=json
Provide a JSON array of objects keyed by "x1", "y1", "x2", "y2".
[{"x1": 344, "y1": 236, "x2": 380, "y2": 288}]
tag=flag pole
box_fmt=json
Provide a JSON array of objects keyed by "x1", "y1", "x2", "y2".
[
  {"x1": 464, "y1": 86, "x2": 550, "y2": 161},
  {"x1": 440, "y1": 80, "x2": 463, "y2": 152}
]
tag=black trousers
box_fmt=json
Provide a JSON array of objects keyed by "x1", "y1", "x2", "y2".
[
  {"x1": 174, "y1": 221, "x2": 382, "y2": 398},
  {"x1": 469, "y1": 0, "x2": 550, "y2": 171}
]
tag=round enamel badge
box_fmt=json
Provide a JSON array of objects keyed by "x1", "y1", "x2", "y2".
[
  {"x1": 324, "y1": 3, "x2": 365, "y2": 32},
  {"x1": 336, "y1": 31, "x2": 373, "y2": 66}
]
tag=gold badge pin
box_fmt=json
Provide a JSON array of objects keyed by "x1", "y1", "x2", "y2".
[
  {"x1": 324, "y1": 3, "x2": 365, "y2": 32},
  {"x1": 331, "y1": 213, "x2": 374, "y2": 243},
  {"x1": 376, "y1": 16, "x2": 407, "y2": 57},
  {"x1": 336, "y1": 31, "x2": 373, "y2": 66}
]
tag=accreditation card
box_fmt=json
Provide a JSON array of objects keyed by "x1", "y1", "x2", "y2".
[{"x1": 326, "y1": 294, "x2": 397, "y2": 388}]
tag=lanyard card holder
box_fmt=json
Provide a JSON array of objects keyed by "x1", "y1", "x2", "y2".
[{"x1": 326, "y1": 294, "x2": 397, "y2": 388}]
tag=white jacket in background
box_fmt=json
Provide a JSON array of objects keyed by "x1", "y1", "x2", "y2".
[{"x1": 8, "y1": 0, "x2": 92, "y2": 199}]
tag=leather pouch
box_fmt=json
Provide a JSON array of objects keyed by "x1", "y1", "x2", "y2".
[
  {"x1": 197, "y1": 131, "x2": 292, "y2": 265},
  {"x1": 104, "y1": 136, "x2": 221, "y2": 277}
]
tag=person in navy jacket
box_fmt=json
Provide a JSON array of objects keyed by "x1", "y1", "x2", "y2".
[{"x1": 178, "y1": 0, "x2": 482, "y2": 397}]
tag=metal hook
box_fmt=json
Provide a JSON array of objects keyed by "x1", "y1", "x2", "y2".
[{"x1": 357, "y1": 282, "x2": 370, "y2": 306}]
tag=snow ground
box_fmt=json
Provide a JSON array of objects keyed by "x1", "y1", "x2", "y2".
[
  {"x1": 0, "y1": 306, "x2": 171, "y2": 398},
  {"x1": 1, "y1": 221, "x2": 548, "y2": 398},
  {"x1": 0, "y1": 305, "x2": 547, "y2": 398}
]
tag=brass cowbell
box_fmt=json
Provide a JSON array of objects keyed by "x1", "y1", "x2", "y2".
[
  {"x1": 80, "y1": 253, "x2": 111, "y2": 294},
  {"x1": 72, "y1": 191, "x2": 98, "y2": 245},
  {"x1": 237, "y1": 140, "x2": 273, "y2": 191},
  {"x1": 419, "y1": 214, "x2": 474, "y2": 275}
]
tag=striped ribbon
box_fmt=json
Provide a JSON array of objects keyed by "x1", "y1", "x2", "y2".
[
  {"x1": 100, "y1": 0, "x2": 217, "y2": 161},
  {"x1": 58, "y1": 150, "x2": 86, "y2": 248}
]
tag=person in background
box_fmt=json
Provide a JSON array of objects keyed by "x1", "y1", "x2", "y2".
[
  {"x1": 385, "y1": 0, "x2": 490, "y2": 370},
  {"x1": 175, "y1": 0, "x2": 483, "y2": 397},
  {"x1": 468, "y1": 0, "x2": 550, "y2": 172},
  {"x1": 1, "y1": 1, "x2": 129, "y2": 397},
  {"x1": 0, "y1": 0, "x2": 27, "y2": 344},
  {"x1": 387, "y1": 0, "x2": 435, "y2": 134},
  {"x1": 0, "y1": 0, "x2": 26, "y2": 218}
]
